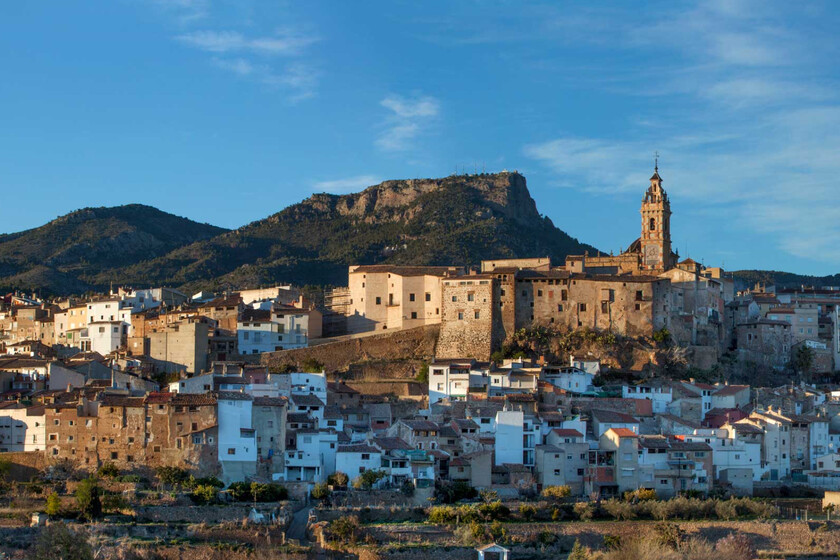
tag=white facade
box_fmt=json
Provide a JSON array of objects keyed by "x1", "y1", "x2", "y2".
[
  {"x1": 238, "y1": 321, "x2": 285, "y2": 355},
  {"x1": 0, "y1": 406, "x2": 45, "y2": 452},
  {"x1": 217, "y1": 395, "x2": 257, "y2": 482},
  {"x1": 686, "y1": 428, "x2": 762, "y2": 481},
  {"x1": 541, "y1": 366, "x2": 594, "y2": 394},
  {"x1": 622, "y1": 383, "x2": 673, "y2": 414},
  {"x1": 810, "y1": 420, "x2": 830, "y2": 469},
  {"x1": 335, "y1": 445, "x2": 382, "y2": 479},
  {"x1": 428, "y1": 362, "x2": 491, "y2": 405},
  {"x1": 282, "y1": 430, "x2": 338, "y2": 482},
  {"x1": 494, "y1": 410, "x2": 524, "y2": 466},
  {"x1": 88, "y1": 321, "x2": 124, "y2": 355}
]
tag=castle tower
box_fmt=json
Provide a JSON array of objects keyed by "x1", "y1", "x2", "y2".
[{"x1": 639, "y1": 164, "x2": 673, "y2": 272}]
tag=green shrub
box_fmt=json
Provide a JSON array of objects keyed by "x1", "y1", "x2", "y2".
[
  {"x1": 603, "y1": 498, "x2": 636, "y2": 521},
  {"x1": 428, "y1": 505, "x2": 456, "y2": 524},
  {"x1": 116, "y1": 474, "x2": 142, "y2": 483},
  {"x1": 488, "y1": 520, "x2": 507, "y2": 542},
  {"x1": 75, "y1": 478, "x2": 102, "y2": 521},
  {"x1": 456, "y1": 521, "x2": 486, "y2": 545},
  {"x1": 352, "y1": 469, "x2": 386, "y2": 490},
  {"x1": 573, "y1": 501, "x2": 594, "y2": 521},
  {"x1": 436, "y1": 481, "x2": 478, "y2": 503},
  {"x1": 569, "y1": 538, "x2": 590, "y2": 560},
  {"x1": 715, "y1": 499, "x2": 738, "y2": 521},
  {"x1": 518, "y1": 503, "x2": 537, "y2": 520},
  {"x1": 102, "y1": 492, "x2": 129, "y2": 513},
  {"x1": 311, "y1": 482, "x2": 331, "y2": 501},
  {"x1": 538, "y1": 530, "x2": 557, "y2": 545},
  {"x1": 190, "y1": 484, "x2": 218, "y2": 505},
  {"x1": 327, "y1": 471, "x2": 349, "y2": 487},
  {"x1": 45, "y1": 491, "x2": 61, "y2": 516},
  {"x1": 542, "y1": 485, "x2": 571, "y2": 500},
  {"x1": 652, "y1": 522, "x2": 684, "y2": 550},
  {"x1": 328, "y1": 515, "x2": 360, "y2": 544},
  {"x1": 96, "y1": 462, "x2": 119, "y2": 478},
  {"x1": 477, "y1": 500, "x2": 510, "y2": 521},
  {"x1": 155, "y1": 466, "x2": 190, "y2": 489},
  {"x1": 624, "y1": 488, "x2": 657, "y2": 502},
  {"x1": 603, "y1": 534, "x2": 621, "y2": 551}
]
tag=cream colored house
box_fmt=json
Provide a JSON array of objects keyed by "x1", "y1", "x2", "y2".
[{"x1": 345, "y1": 265, "x2": 461, "y2": 333}]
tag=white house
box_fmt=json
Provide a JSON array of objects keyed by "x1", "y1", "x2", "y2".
[
  {"x1": 541, "y1": 365, "x2": 594, "y2": 394},
  {"x1": 269, "y1": 371, "x2": 327, "y2": 400},
  {"x1": 0, "y1": 404, "x2": 45, "y2": 452},
  {"x1": 335, "y1": 444, "x2": 382, "y2": 480},
  {"x1": 428, "y1": 360, "x2": 492, "y2": 405},
  {"x1": 494, "y1": 410, "x2": 524, "y2": 466},
  {"x1": 685, "y1": 427, "x2": 762, "y2": 481},
  {"x1": 570, "y1": 354, "x2": 601, "y2": 375},
  {"x1": 622, "y1": 382, "x2": 673, "y2": 414},
  {"x1": 88, "y1": 321, "x2": 124, "y2": 356},
  {"x1": 281, "y1": 430, "x2": 338, "y2": 482},
  {"x1": 217, "y1": 392, "x2": 257, "y2": 483}
]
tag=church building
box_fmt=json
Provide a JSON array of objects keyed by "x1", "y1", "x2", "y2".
[{"x1": 565, "y1": 164, "x2": 678, "y2": 275}]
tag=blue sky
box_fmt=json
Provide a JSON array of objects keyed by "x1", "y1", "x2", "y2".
[{"x1": 1, "y1": 1, "x2": 839, "y2": 275}]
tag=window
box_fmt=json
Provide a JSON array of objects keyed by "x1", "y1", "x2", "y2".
[
  {"x1": 579, "y1": 303, "x2": 587, "y2": 312},
  {"x1": 537, "y1": 290, "x2": 543, "y2": 297},
  {"x1": 601, "y1": 302, "x2": 609, "y2": 313},
  {"x1": 425, "y1": 292, "x2": 431, "y2": 302},
  {"x1": 451, "y1": 295, "x2": 457, "y2": 302},
  {"x1": 577, "y1": 468, "x2": 584, "y2": 476},
  {"x1": 375, "y1": 297, "x2": 381, "y2": 305},
  {"x1": 635, "y1": 303, "x2": 641, "y2": 311},
  {"x1": 557, "y1": 304, "x2": 563, "y2": 312},
  {"x1": 458, "y1": 312, "x2": 464, "y2": 320},
  {"x1": 411, "y1": 311, "x2": 417, "y2": 319},
  {"x1": 649, "y1": 217, "x2": 656, "y2": 231},
  {"x1": 467, "y1": 292, "x2": 474, "y2": 302},
  {"x1": 227, "y1": 448, "x2": 236, "y2": 455},
  {"x1": 474, "y1": 310, "x2": 480, "y2": 319},
  {"x1": 361, "y1": 453, "x2": 370, "y2": 460},
  {"x1": 193, "y1": 436, "x2": 201, "y2": 444},
  {"x1": 561, "y1": 290, "x2": 568, "y2": 301},
  {"x1": 409, "y1": 293, "x2": 415, "y2": 302}
]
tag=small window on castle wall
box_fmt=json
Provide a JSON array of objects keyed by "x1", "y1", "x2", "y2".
[
  {"x1": 474, "y1": 311, "x2": 480, "y2": 319},
  {"x1": 650, "y1": 218, "x2": 656, "y2": 231}
]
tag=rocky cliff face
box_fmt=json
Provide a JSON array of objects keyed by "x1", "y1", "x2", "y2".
[{"x1": 108, "y1": 172, "x2": 595, "y2": 292}]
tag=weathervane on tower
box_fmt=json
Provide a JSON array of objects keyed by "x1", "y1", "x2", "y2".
[{"x1": 654, "y1": 150, "x2": 659, "y2": 172}]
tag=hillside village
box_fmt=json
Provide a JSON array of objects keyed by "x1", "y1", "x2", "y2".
[
  {"x1": 1, "y1": 167, "x2": 840, "y2": 508},
  {"x1": 0, "y1": 169, "x2": 840, "y2": 554}
]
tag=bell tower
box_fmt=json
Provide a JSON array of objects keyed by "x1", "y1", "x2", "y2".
[{"x1": 640, "y1": 158, "x2": 673, "y2": 272}]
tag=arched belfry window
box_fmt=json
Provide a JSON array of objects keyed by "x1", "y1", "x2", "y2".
[{"x1": 649, "y1": 217, "x2": 656, "y2": 231}]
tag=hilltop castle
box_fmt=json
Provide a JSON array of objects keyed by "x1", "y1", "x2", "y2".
[{"x1": 336, "y1": 166, "x2": 729, "y2": 361}]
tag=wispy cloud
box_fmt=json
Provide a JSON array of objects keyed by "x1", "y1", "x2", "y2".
[
  {"x1": 376, "y1": 94, "x2": 440, "y2": 152},
  {"x1": 176, "y1": 29, "x2": 317, "y2": 55},
  {"x1": 520, "y1": 1, "x2": 840, "y2": 269},
  {"x1": 153, "y1": 1, "x2": 321, "y2": 103},
  {"x1": 312, "y1": 175, "x2": 381, "y2": 194}
]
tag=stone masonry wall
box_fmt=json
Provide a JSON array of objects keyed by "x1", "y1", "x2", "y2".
[
  {"x1": 261, "y1": 325, "x2": 439, "y2": 373},
  {"x1": 436, "y1": 277, "x2": 496, "y2": 360}
]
